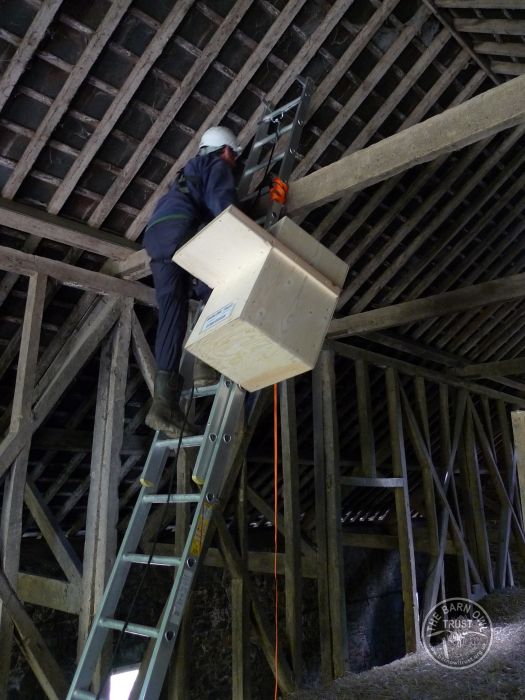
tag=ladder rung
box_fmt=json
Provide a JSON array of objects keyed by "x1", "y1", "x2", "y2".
[
  {"x1": 155, "y1": 435, "x2": 204, "y2": 450},
  {"x1": 122, "y1": 553, "x2": 181, "y2": 567},
  {"x1": 243, "y1": 152, "x2": 285, "y2": 177},
  {"x1": 143, "y1": 493, "x2": 200, "y2": 504},
  {"x1": 181, "y1": 383, "x2": 219, "y2": 398},
  {"x1": 99, "y1": 618, "x2": 159, "y2": 639},
  {"x1": 253, "y1": 123, "x2": 293, "y2": 149},
  {"x1": 262, "y1": 96, "x2": 301, "y2": 121},
  {"x1": 72, "y1": 691, "x2": 96, "y2": 700}
]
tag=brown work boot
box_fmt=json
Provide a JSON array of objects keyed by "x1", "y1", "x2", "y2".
[
  {"x1": 145, "y1": 371, "x2": 197, "y2": 438},
  {"x1": 193, "y1": 357, "x2": 220, "y2": 388}
]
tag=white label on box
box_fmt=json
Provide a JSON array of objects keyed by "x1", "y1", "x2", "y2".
[{"x1": 201, "y1": 302, "x2": 235, "y2": 333}]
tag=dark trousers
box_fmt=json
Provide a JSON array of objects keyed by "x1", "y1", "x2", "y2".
[{"x1": 144, "y1": 221, "x2": 210, "y2": 373}]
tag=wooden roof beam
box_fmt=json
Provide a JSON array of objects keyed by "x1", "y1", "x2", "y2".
[
  {"x1": 0, "y1": 197, "x2": 139, "y2": 260},
  {"x1": 286, "y1": 74, "x2": 525, "y2": 216},
  {"x1": 1, "y1": 0, "x2": 133, "y2": 200},
  {"x1": 454, "y1": 357, "x2": 525, "y2": 378},
  {"x1": 475, "y1": 40, "x2": 525, "y2": 57},
  {"x1": 46, "y1": 0, "x2": 195, "y2": 215},
  {"x1": 0, "y1": 246, "x2": 155, "y2": 306},
  {"x1": 292, "y1": 5, "x2": 431, "y2": 180},
  {"x1": 437, "y1": 0, "x2": 525, "y2": 7},
  {"x1": 492, "y1": 62, "x2": 525, "y2": 76},
  {"x1": 329, "y1": 271, "x2": 525, "y2": 338},
  {"x1": 125, "y1": 0, "x2": 310, "y2": 242},
  {"x1": 0, "y1": 567, "x2": 68, "y2": 700},
  {"x1": 454, "y1": 18, "x2": 525, "y2": 35},
  {"x1": 0, "y1": 0, "x2": 62, "y2": 113}
]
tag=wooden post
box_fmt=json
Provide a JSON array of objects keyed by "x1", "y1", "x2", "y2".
[
  {"x1": 0, "y1": 567, "x2": 68, "y2": 700},
  {"x1": 313, "y1": 350, "x2": 348, "y2": 680},
  {"x1": 462, "y1": 404, "x2": 494, "y2": 592},
  {"x1": 280, "y1": 378, "x2": 303, "y2": 686},
  {"x1": 355, "y1": 359, "x2": 376, "y2": 477},
  {"x1": 413, "y1": 378, "x2": 441, "y2": 618},
  {"x1": 511, "y1": 410, "x2": 525, "y2": 531},
  {"x1": 232, "y1": 460, "x2": 251, "y2": 699},
  {"x1": 385, "y1": 368, "x2": 420, "y2": 653},
  {"x1": 78, "y1": 302, "x2": 132, "y2": 676},
  {"x1": 497, "y1": 402, "x2": 515, "y2": 588},
  {"x1": 0, "y1": 273, "x2": 46, "y2": 697}
]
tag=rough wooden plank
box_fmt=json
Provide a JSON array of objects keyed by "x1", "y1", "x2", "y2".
[
  {"x1": 475, "y1": 40, "x2": 525, "y2": 57},
  {"x1": 125, "y1": 0, "x2": 309, "y2": 242},
  {"x1": 17, "y1": 573, "x2": 80, "y2": 615},
  {"x1": 0, "y1": 567, "x2": 69, "y2": 700},
  {"x1": 511, "y1": 410, "x2": 525, "y2": 529},
  {"x1": 0, "y1": 245, "x2": 155, "y2": 305},
  {"x1": 347, "y1": 123, "x2": 522, "y2": 313},
  {"x1": 231, "y1": 461, "x2": 250, "y2": 700},
  {"x1": 0, "y1": 0, "x2": 62, "y2": 113},
  {"x1": 105, "y1": 249, "x2": 150, "y2": 281},
  {"x1": 215, "y1": 515, "x2": 295, "y2": 695},
  {"x1": 86, "y1": 0, "x2": 254, "y2": 227},
  {"x1": 329, "y1": 340, "x2": 525, "y2": 406},
  {"x1": 355, "y1": 359, "x2": 376, "y2": 477},
  {"x1": 286, "y1": 74, "x2": 525, "y2": 215},
  {"x1": 454, "y1": 18, "x2": 525, "y2": 35},
  {"x1": 292, "y1": 5, "x2": 430, "y2": 179},
  {"x1": 385, "y1": 369, "x2": 420, "y2": 653},
  {"x1": 330, "y1": 272, "x2": 525, "y2": 337},
  {"x1": 317, "y1": 349, "x2": 347, "y2": 676},
  {"x1": 323, "y1": 67, "x2": 485, "y2": 265},
  {"x1": 0, "y1": 444, "x2": 31, "y2": 698},
  {"x1": 311, "y1": 40, "x2": 478, "y2": 242},
  {"x1": 408, "y1": 167, "x2": 525, "y2": 339},
  {"x1": 2, "y1": 0, "x2": 133, "y2": 199},
  {"x1": 471, "y1": 402, "x2": 525, "y2": 559},
  {"x1": 280, "y1": 378, "x2": 303, "y2": 684},
  {"x1": 0, "y1": 197, "x2": 139, "y2": 260},
  {"x1": 461, "y1": 406, "x2": 494, "y2": 592},
  {"x1": 492, "y1": 61, "x2": 525, "y2": 76},
  {"x1": 0, "y1": 273, "x2": 46, "y2": 695},
  {"x1": 0, "y1": 297, "x2": 123, "y2": 481},
  {"x1": 496, "y1": 401, "x2": 515, "y2": 588},
  {"x1": 24, "y1": 479, "x2": 82, "y2": 586},
  {"x1": 9, "y1": 274, "x2": 47, "y2": 433},
  {"x1": 47, "y1": 0, "x2": 194, "y2": 215},
  {"x1": 422, "y1": 0, "x2": 500, "y2": 85},
  {"x1": 131, "y1": 311, "x2": 155, "y2": 396},
  {"x1": 343, "y1": 531, "x2": 457, "y2": 554},
  {"x1": 238, "y1": 0, "x2": 365, "y2": 150},
  {"x1": 312, "y1": 360, "x2": 333, "y2": 684},
  {"x1": 438, "y1": 0, "x2": 525, "y2": 6},
  {"x1": 78, "y1": 301, "x2": 132, "y2": 658}
]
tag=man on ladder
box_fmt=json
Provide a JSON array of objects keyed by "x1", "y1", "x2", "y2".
[
  {"x1": 143, "y1": 126, "x2": 241, "y2": 438},
  {"x1": 143, "y1": 126, "x2": 287, "y2": 439}
]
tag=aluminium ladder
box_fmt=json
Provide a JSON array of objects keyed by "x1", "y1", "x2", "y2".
[
  {"x1": 67, "y1": 377, "x2": 245, "y2": 700},
  {"x1": 67, "y1": 78, "x2": 313, "y2": 700}
]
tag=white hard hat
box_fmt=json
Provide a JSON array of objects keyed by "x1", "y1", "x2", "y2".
[{"x1": 199, "y1": 126, "x2": 241, "y2": 154}]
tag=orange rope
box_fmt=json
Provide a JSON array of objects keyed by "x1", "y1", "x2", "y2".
[{"x1": 273, "y1": 382, "x2": 279, "y2": 700}]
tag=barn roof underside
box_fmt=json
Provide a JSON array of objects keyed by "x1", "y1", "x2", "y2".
[{"x1": 0, "y1": 0, "x2": 525, "y2": 537}]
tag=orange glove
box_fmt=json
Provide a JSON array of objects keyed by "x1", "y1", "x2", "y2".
[{"x1": 269, "y1": 176, "x2": 288, "y2": 205}]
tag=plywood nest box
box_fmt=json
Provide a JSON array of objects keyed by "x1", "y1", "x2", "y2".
[{"x1": 174, "y1": 206, "x2": 348, "y2": 391}]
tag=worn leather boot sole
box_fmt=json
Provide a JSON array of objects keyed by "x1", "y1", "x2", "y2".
[{"x1": 145, "y1": 404, "x2": 197, "y2": 438}]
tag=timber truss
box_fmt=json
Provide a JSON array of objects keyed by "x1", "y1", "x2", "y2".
[{"x1": 1, "y1": 1, "x2": 525, "y2": 697}]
